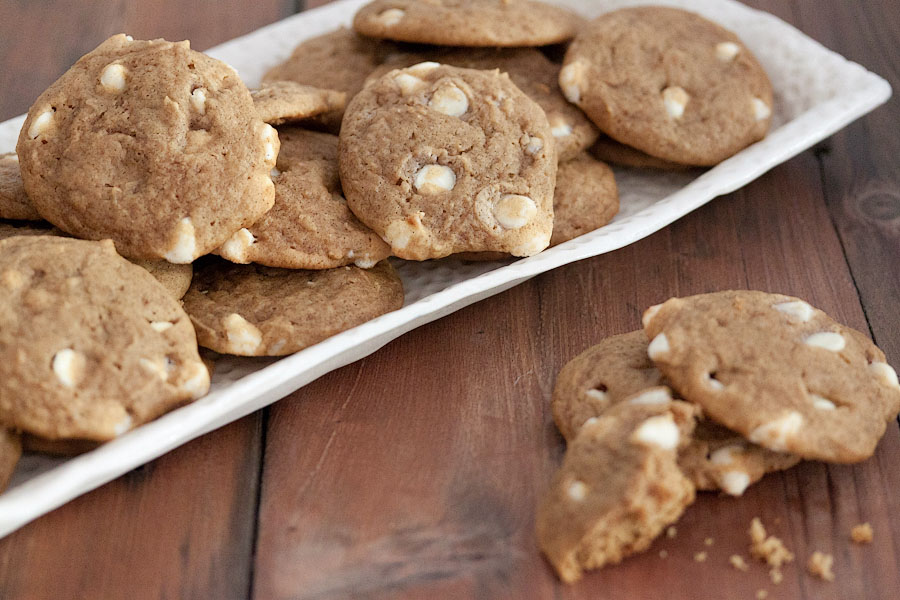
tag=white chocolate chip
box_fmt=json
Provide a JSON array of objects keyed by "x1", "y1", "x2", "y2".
[
  {"x1": 869, "y1": 361, "x2": 900, "y2": 390},
  {"x1": 647, "y1": 333, "x2": 670, "y2": 361},
  {"x1": 628, "y1": 388, "x2": 672, "y2": 405},
  {"x1": 100, "y1": 63, "x2": 127, "y2": 93},
  {"x1": 220, "y1": 228, "x2": 256, "y2": 263},
  {"x1": 582, "y1": 416, "x2": 599, "y2": 427},
  {"x1": 662, "y1": 86, "x2": 689, "y2": 119},
  {"x1": 377, "y1": 7, "x2": 405, "y2": 26},
  {"x1": 414, "y1": 164, "x2": 456, "y2": 194},
  {"x1": 567, "y1": 480, "x2": 588, "y2": 501},
  {"x1": 164, "y1": 217, "x2": 197, "y2": 264},
  {"x1": 150, "y1": 321, "x2": 173, "y2": 332},
  {"x1": 559, "y1": 61, "x2": 586, "y2": 104},
  {"x1": 709, "y1": 444, "x2": 744, "y2": 465},
  {"x1": 354, "y1": 257, "x2": 378, "y2": 269},
  {"x1": 52, "y1": 348, "x2": 84, "y2": 388},
  {"x1": 385, "y1": 219, "x2": 416, "y2": 251},
  {"x1": 584, "y1": 388, "x2": 607, "y2": 403},
  {"x1": 642, "y1": 304, "x2": 663, "y2": 328},
  {"x1": 632, "y1": 414, "x2": 679, "y2": 450},
  {"x1": 510, "y1": 232, "x2": 550, "y2": 257},
  {"x1": 223, "y1": 313, "x2": 263, "y2": 354},
  {"x1": 139, "y1": 357, "x2": 168, "y2": 380},
  {"x1": 114, "y1": 414, "x2": 133, "y2": 436},
  {"x1": 181, "y1": 361, "x2": 211, "y2": 399},
  {"x1": 8, "y1": 154, "x2": 18, "y2": 163},
  {"x1": 429, "y1": 83, "x2": 468, "y2": 117},
  {"x1": 748, "y1": 411, "x2": 803, "y2": 451},
  {"x1": 394, "y1": 73, "x2": 426, "y2": 95},
  {"x1": 268, "y1": 339, "x2": 288, "y2": 355},
  {"x1": 262, "y1": 124, "x2": 278, "y2": 162},
  {"x1": 493, "y1": 194, "x2": 536, "y2": 230},
  {"x1": 406, "y1": 61, "x2": 440, "y2": 77},
  {"x1": 715, "y1": 42, "x2": 741, "y2": 61},
  {"x1": 190, "y1": 87, "x2": 208, "y2": 114},
  {"x1": 804, "y1": 331, "x2": 845, "y2": 352},
  {"x1": 773, "y1": 300, "x2": 814, "y2": 322},
  {"x1": 752, "y1": 97, "x2": 771, "y2": 121},
  {"x1": 810, "y1": 394, "x2": 836, "y2": 411},
  {"x1": 28, "y1": 110, "x2": 54, "y2": 139},
  {"x1": 705, "y1": 373, "x2": 725, "y2": 391},
  {"x1": 550, "y1": 117, "x2": 572, "y2": 138},
  {"x1": 719, "y1": 470, "x2": 751, "y2": 496},
  {"x1": 524, "y1": 135, "x2": 544, "y2": 155}
]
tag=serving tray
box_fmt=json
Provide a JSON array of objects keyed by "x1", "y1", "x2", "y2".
[{"x1": 0, "y1": 0, "x2": 890, "y2": 537}]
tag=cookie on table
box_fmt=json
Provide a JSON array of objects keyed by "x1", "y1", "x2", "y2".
[
  {"x1": 217, "y1": 128, "x2": 390, "y2": 269},
  {"x1": 373, "y1": 48, "x2": 598, "y2": 161},
  {"x1": 251, "y1": 81, "x2": 346, "y2": 126},
  {"x1": 590, "y1": 136, "x2": 693, "y2": 171},
  {"x1": 643, "y1": 291, "x2": 900, "y2": 463},
  {"x1": 550, "y1": 153, "x2": 617, "y2": 246},
  {"x1": 340, "y1": 63, "x2": 556, "y2": 260},
  {"x1": 0, "y1": 154, "x2": 41, "y2": 221},
  {"x1": 354, "y1": 0, "x2": 583, "y2": 47},
  {"x1": 183, "y1": 259, "x2": 404, "y2": 356},
  {"x1": 560, "y1": 7, "x2": 772, "y2": 166},
  {"x1": 0, "y1": 237, "x2": 210, "y2": 441},
  {"x1": 537, "y1": 398, "x2": 697, "y2": 583},
  {"x1": 0, "y1": 428, "x2": 22, "y2": 492},
  {"x1": 552, "y1": 330, "x2": 800, "y2": 496},
  {"x1": 0, "y1": 220, "x2": 61, "y2": 240},
  {"x1": 16, "y1": 34, "x2": 278, "y2": 262}
]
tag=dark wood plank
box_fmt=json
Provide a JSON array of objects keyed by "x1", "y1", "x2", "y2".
[{"x1": 0, "y1": 1, "x2": 297, "y2": 598}]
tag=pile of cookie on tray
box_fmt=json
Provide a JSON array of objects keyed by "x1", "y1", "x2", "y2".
[{"x1": 2, "y1": 0, "x2": 890, "y2": 583}]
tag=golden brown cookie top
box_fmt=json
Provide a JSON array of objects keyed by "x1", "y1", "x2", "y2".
[
  {"x1": 561, "y1": 7, "x2": 772, "y2": 166},
  {"x1": 0, "y1": 236, "x2": 209, "y2": 441},
  {"x1": 354, "y1": 0, "x2": 583, "y2": 47},
  {"x1": 16, "y1": 34, "x2": 278, "y2": 262},
  {"x1": 0, "y1": 154, "x2": 41, "y2": 221},
  {"x1": 251, "y1": 81, "x2": 347, "y2": 125},
  {"x1": 340, "y1": 62, "x2": 556, "y2": 260},
  {"x1": 183, "y1": 259, "x2": 404, "y2": 356},
  {"x1": 217, "y1": 128, "x2": 391, "y2": 270},
  {"x1": 643, "y1": 290, "x2": 900, "y2": 462}
]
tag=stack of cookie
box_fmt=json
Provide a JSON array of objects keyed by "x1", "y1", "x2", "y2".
[{"x1": 538, "y1": 291, "x2": 900, "y2": 582}]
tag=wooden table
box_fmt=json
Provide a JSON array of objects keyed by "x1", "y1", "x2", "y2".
[{"x1": 1, "y1": 1, "x2": 898, "y2": 598}]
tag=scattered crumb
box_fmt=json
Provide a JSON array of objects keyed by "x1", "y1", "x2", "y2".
[
  {"x1": 749, "y1": 517, "x2": 795, "y2": 568},
  {"x1": 694, "y1": 551, "x2": 708, "y2": 563},
  {"x1": 667, "y1": 526, "x2": 677, "y2": 539},
  {"x1": 851, "y1": 523, "x2": 873, "y2": 544},
  {"x1": 756, "y1": 590, "x2": 768, "y2": 600},
  {"x1": 704, "y1": 537, "x2": 715, "y2": 547},
  {"x1": 730, "y1": 554, "x2": 750, "y2": 572},
  {"x1": 807, "y1": 551, "x2": 835, "y2": 582},
  {"x1": 659, "y1": 550, "x2": 668, "y2": 559},
  {"x1": 770, "y1": 568, "x2": 783, "y2": 585}
]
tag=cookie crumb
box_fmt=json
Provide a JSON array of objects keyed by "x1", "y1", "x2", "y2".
[
  {"x1": 770, "y1": 568, "x2": 783, "y2": 584},
  {"x1": 694, "y1": 551, "x2": 708, "y2": 563},
  {"x1": 659, "y1": 550, "x2": 669, "y2": 559},
  {"x1": 807, "y1": 551, "x2": 835, "y2": 582},
  {"x1": 704, "y1": 537, "x2": 714, "y2": 547},
  {"x1": 749, "y1": 517, "x2": 794, "y2": 568},
  {"x1": 730, "y1": 554, "x2": 749, "y2": 572},
  {"x1": 850, "y1": 523, "x2": 873, "y2": 544},
  {"x1": 667, "y1": 526, "x2": 678, "y2": 539},
  {"x1": 756, "y1": 590, "x2": 768, "y2": 600}
]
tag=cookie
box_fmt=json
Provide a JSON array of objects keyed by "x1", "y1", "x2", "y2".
[
  {"x1": 372, "y1": 48, "x2": 598, "y2": 161},
  {"x1": 537, "y1": 398, "x2": 697, "y2": 583},
  {"x1": 183, "y1": 259, "x2": 404, "y2": 356},
  {"x1": 21, "y1": 434, "x2": 100, "y2": 457},
  {"x1": 550, "y1": 153, "x2": 618, "y2": 246},
  {"x1": 340, "y1": 63, "x2": 556, "y2": 260},
  {"x1": 16, "y1": 34, "x2": 278, "y2": 262},
  {"x1": 643, "y1": 291, "x2": 900, "y2": 462},
  {"x1": 217, "y1": 128, "x2": 391, "y2": 269},
  {"x1": 0, "y1": 428, "x2": 22, "y2": 492},
  {"x1": 0, "y1": 220, "x2": 61, "y2": 240},
  {"x1": 552, "y1": 331, "x2": 799, "y2": 496},
  {"x1": 0, "y1": 154, "x2": 41, "y2": 221},
  {"x1": 251, "y1": 81, "x2": 347, "y2": 125},
  {"x1": 131, "y1": 259, "x2": 193, "y2": 300},
  {"x1": 0, "y1": 236, "x2": 210, "y2": 441},
  {"x1": 354, "y1": 0, "x2": 582, "y2": 47},
  {"x1": 560, "y1": 7, "x2": 772, "y2": 166},
  {"x1": 590, "y1": 136, "x2": 693, "y2": 171}
]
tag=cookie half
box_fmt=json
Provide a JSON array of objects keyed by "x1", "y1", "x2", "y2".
[
  {"x1": 560, "y1": 7, "x2": 772, "y2": 165},
  {"x1": 340, "y1": 62, "x2": 556, "y2": 260},
  {"x1": 643, "y1": 291, "x2": 900, "y2": 462},
  {"x1": 183, "y1": 259, "x2": 404, "y2": 356},
  {"x1": 0, "y1": 237, "x2": 210, "y2": 441},
  {"x1": 354, "y1": 0, "x2": 583, "y2": 47},
  {"x1": 17, "y1": 35, "x2": 278, "y2": 262},
  {"x1": 0, "y1": 154, "x2": 41, "y2": 221},
  {"x1": 217, "y1": 128, "x2": 390, "y2": 269}
]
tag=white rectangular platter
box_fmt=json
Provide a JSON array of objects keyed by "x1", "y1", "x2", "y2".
[{"x1": 0, "y1": 0, "x2": 890, "y2": 537}]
